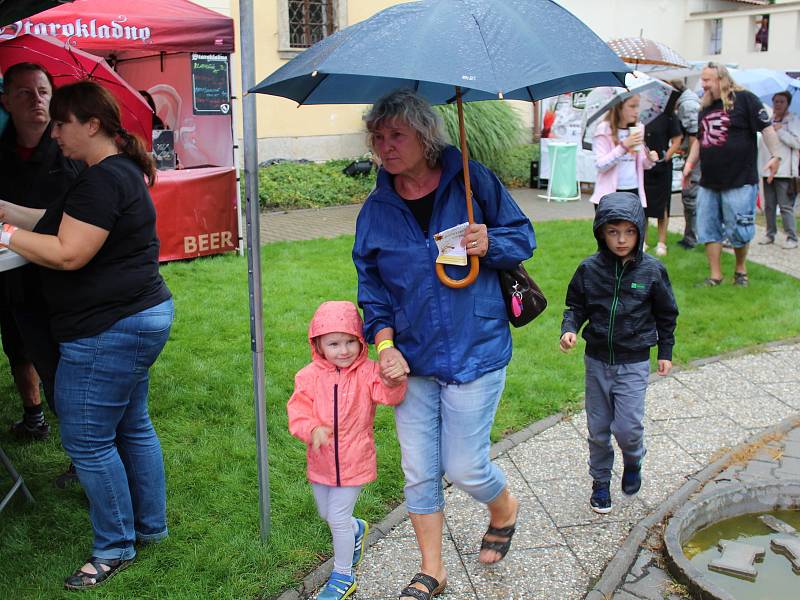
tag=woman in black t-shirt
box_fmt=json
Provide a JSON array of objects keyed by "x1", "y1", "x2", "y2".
[{"x1": 0, "y1": 81, "x2": 173, "y2": 590}]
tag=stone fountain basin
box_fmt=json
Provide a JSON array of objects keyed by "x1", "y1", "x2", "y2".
[{"x1": 664, "y1": 482, "x2": 800, "y2": 600}]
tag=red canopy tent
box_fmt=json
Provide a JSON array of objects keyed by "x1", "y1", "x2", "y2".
[
  {"x1": 0, "y1": 0, "x2": 240, "y2": 262},
  {"x1": 0, "y1": 0, "x2": 234, "y2": 55}
]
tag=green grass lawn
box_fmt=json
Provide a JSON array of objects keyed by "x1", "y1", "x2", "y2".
[{"x1": 1, "y1": 220, "x2": 799, "y2": 599}]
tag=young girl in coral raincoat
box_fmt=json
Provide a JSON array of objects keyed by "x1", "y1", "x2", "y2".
[{"x1": 287, "y1": 301, "x2": 407, "y2": 600}]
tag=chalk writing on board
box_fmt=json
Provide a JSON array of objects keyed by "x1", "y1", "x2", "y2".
[{"x1": 191, "y1": 53, "x2": 230, "y2": 115}]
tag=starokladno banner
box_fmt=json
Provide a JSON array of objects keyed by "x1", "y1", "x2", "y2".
[{"x1": 0, "y1": 16, "x2": 151, "y2": 44}]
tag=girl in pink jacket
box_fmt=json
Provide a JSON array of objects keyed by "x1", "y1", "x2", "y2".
[
  {"x1": 287, "y1": 301, "x2": 406, "y2": 600},
  {"x1": 589, "y1": 94, "x2": 658, "y2": 208}
]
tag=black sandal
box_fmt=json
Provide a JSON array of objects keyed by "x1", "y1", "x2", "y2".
[
  {"x1": 480, "y1": 522, "x2": 517, "y2": 563},
  {"x1": 399, "y1": 572, "x2": 447, "y2": 600},
  {"x1": 64, "y1": 556, "x2": 134, "y2": 590}
]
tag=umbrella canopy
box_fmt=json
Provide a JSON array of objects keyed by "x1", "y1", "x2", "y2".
[
  {"x1": 0, "y1": 33, "x2": 152, "y2": 146},
  {"x1": 762, "y1": 76, "x2": 800, "y2": 114},
  {"x1": 580, "y1": 72, "x2": 674, "y2": 150},
  {"x1": 693, "y1": 67, "x2": 800, "y2": 113},
  {"x1": 252, "y1": 0, "x2": 629, "y2": 104},
  {"x1": 0, "y1": 1, "x2": 73, "y2": 28},
  {"x1": 607, "y1": 37, "x2": 689, "y2": 70},
  {"x1": 253, "y1": 0, "x2": 629, "y2": 287},
  {"x1": 728, "y1": 68, "x2": 795, "y2": 99}
]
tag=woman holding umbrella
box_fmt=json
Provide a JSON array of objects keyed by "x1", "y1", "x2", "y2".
[
  {"x1": 0, "y1": 81, "x2": 173, "y2": 590},
  {"x1": 353, "y1": 89, "x2": 535, "y2": 599}
]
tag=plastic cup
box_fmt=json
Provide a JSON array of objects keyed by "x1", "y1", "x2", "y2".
[{"x1": 628, "y1": 125, "x2": 643, "y2": 151}]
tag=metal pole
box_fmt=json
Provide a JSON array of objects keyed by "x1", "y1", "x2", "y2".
[{"x1": 238, "y1": 0, "x2": 270, "y2": 541}]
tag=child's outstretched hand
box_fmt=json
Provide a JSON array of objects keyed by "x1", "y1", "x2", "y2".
[
  {"x1": 379, "y1": 347, "x2": 410, "y2": 387},
  {"x1": 657, "y1": 359, "x2": 672, "y2": 376},
  {"x1": 560, "y1": 332, "x2": 576, "y2": 353},
  {"x1": 382, "y1": 357, "x2": 408, "y2": 383},
  {"x1": 311, "y1": 426, "x2": 332, "y2": 450}
]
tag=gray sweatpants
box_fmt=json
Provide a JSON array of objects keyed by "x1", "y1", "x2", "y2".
[
  {"x1": 763, "y1": 178, "x2": 797, "y2": 242},
  {"x1": 312, "y1": 483, "x2": 363, "y2": 575},
  {"x1": 584, "y1": 355, "x2": 650, "y2": 483}
]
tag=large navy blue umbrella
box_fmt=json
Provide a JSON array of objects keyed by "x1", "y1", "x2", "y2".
[{"x1": 252, "y1": 0, "x2": 630, "y2": 287}]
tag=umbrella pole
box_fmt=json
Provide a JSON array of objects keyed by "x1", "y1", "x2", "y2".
[{"x1": 435, "y1": 86, "x2": 479, "y2": 289}]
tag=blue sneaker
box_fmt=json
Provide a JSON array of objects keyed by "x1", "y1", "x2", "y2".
[
  {"x1": 622, "y1": 462, "x2": 642, "y2": 496},
  {"x1": 317, "y1": 571, "x2": 356, "y2": 600},
  {"x1": 352, "y1": 518, "x2": 369, "y2": 568},
  {"x1": 590, "y1": 480, "x2": 612, "y2": 514}
]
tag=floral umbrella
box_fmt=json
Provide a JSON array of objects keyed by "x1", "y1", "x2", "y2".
[{"x1": 608, "y1": 37, "x2": 690, "y2": 70}]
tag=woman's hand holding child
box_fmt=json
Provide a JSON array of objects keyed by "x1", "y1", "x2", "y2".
[{"x1": 379, "y1": 347, "x2": 410, "y2": 387}]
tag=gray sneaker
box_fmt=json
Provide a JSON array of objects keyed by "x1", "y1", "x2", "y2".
[
  {"x1": 758, "y1": 236, "x2": 775, "y2": 245},
  {"x1": 783, "y1": 239, "x2": 798, "y2": 250}
]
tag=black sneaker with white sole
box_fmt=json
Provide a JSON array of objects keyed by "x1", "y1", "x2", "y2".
[{"x1": 590, "y1": 480, "x2": 612, "y2": 514}]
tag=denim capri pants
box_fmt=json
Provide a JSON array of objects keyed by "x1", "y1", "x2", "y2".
[
  {"x1": 394, "y1": 367, "x2": 507, "y2": 514},
  {"x1": 696, "y1": 183, "x2": 757, "y2": 248}
]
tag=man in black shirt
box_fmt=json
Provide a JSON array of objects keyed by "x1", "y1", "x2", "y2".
[
  {"x1": 682, "y1": 62, "x2": 782, "y2": 287},
  {"x1": 0, "y1": 63, "x2": 82, "y2": 439}
]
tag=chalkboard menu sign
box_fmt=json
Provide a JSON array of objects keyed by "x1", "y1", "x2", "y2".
[{"x1": 191, "y1": 53, "x2": 231, "y2": 116}]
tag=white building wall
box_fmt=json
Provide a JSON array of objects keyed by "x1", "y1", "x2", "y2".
[{"x1": 685, "y1": 1, "x2": 800, "y2": 70}]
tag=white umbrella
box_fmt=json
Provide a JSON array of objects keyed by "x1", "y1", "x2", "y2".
[{"x1": 581, "y1": 71, "x2": 674, "y2": 150}]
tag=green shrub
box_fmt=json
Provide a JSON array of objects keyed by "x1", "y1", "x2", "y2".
[
  {"x1": 484, "y1": 143, "x2": 540, "y2": 188},
  {"x1": 434, "y1": 100, "x2": 527, "y2": 166},
  {"x1": 255, "y1": 130, "x2": 539, "y2": 210},
  {"x1": 257, "y1": 159, "x2": 376, "y2": 210}
]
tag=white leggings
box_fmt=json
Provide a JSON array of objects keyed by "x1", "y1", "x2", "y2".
[{"x1": 312, "y1": 483, "x2": 363, "y2": 575}]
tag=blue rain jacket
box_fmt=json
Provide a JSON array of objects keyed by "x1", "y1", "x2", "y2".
[{"x1": 353, "y1": 145, "x2": 536, "y2": 384}]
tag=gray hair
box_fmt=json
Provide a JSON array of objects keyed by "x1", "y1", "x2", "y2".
[{"x1": 364, "y1": 89, "x2": 449, "y2": 168}]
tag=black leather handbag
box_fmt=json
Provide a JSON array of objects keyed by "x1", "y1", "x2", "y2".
[{"x1": 499, "y1": 263, "x2": 547, "y2": 328}]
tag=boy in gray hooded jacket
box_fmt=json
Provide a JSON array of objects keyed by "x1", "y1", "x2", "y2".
[{"x1": 560, "y1": 192, "x2": 679, "y2": 514}]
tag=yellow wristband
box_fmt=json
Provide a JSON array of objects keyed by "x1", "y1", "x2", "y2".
[{"x1": 376, "y1": 339, "x2": 394, "y2": 353}]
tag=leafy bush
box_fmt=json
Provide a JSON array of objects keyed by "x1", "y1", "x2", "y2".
[
  {"x1": 257, "y1": 159, "x2": 376, "y2": 210},
  {"x1": 434, "y1": 100, "x2": 527, "y2": 166},
  {"x1": 255, "y1": 137, "x2": 539, "y2": 210},
  {"x1": 485, "y1": 143, "x2": 540, "y2": 189}
]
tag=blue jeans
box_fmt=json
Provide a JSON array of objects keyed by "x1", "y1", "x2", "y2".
[
  {"x1": 584, "y1": 355, "x2": 649, "y2": 483},
  {"x1": 696, "y1": 184, "x2": 758, "y2": 248},
  {"x1": 394, "y1": 367, "x2": 507, "y2": 514},
  {"x1": 56, "y1": 298, "x2": 174, "y2": 560}
]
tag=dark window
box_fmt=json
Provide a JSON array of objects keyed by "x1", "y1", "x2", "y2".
[
  {"x1": 288, "y1": 1, "x2": 336, "y2": 49},
  {"x1": 754, "y1": 15, "x2": 769, "y2": 52},
  {"x1": 708, "y1": 18, "x2": 723, "y2": 55}
]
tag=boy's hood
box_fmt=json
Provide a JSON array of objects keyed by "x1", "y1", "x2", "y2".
[
  {"x1": 593, "y1": 192, "x2": 646, "y2": 258},
  {"x1": 308, "y1": 301, "x2": 369, "y2": 370}
]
